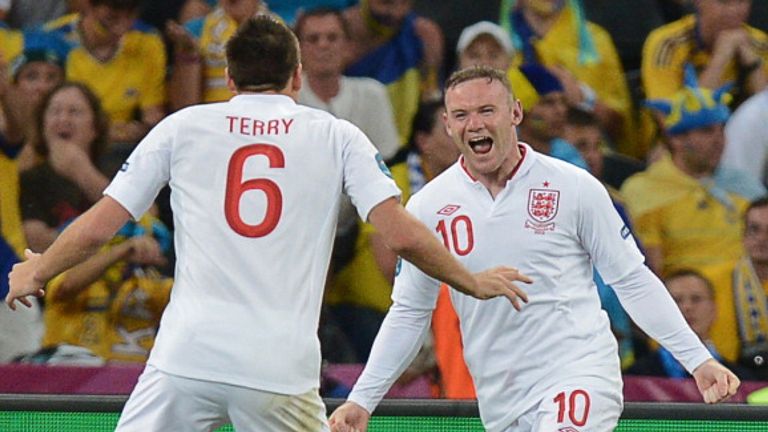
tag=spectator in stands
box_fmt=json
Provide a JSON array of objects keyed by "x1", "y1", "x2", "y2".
[
  {"x1": 296, "y1": 7, "x2": 399, "y2": 162},
  {"x1": 642, "y1": 0, "x2": 767, "y2": 109},
  {"x1": 699, "y1": 198, "x2": 768, "y2": 379},
  {"x1": 511, "y1": 62, "x2": 587, "y2": 169},
  {"x1": 4, "y1": 32, "x2": 69, "y2": 171},
  {"x1": 456, "y1": 21, "x2": 514, "y2": 72},
  {"x1": 38, "y1": 214, "x2": 172, "y2": 363},
  {"x1": 621, "y1": 66, "x2": 764, "y2": 276},
  {"x1": 166, "y1": 0, "x2": 274, "y2": 110},
  {"x1": 722, "y1": 89, "x2": 768, "y2": 187},
  {"x1": 44, "y1": 0, "x2": 166, "y2": 145},
  {"x1": 19, "y1": 82, "x2": 110, "y2": 252},
  {"x1": 342, "y1": 0, "x2": 444, "y2": 146},
  {"x1": 564, "y1": 107, "x2": 644, "y2": 191},
  {"x1": 627, "y1": 270, "x2": 753, "y2": 379},
  {"x1": 499, "y1": 0, "x2": 636, "y2": 156}
]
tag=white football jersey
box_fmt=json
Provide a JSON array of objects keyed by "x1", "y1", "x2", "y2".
[
  {"x1": 104, "y1": 94, "x2": 400, "y2": 394},
  {"x1": 392, "y1": 144, "x2": 644, "y2": 430}
]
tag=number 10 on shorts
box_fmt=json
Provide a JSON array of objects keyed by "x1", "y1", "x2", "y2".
[{"x1": 553, "y1": 389, "x2": 590, "y2": 427}]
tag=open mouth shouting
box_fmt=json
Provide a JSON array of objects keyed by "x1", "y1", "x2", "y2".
[{"x1": 469, "y1": 136, "x2": 493, "y2": 154}]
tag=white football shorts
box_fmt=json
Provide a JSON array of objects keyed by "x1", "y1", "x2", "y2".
[
  {"x1": 502, "y1": 378, "x2": 622, "y2": 432},
  {"x1": 115, "y1": 364, "x2": 330, "y2": 431}
]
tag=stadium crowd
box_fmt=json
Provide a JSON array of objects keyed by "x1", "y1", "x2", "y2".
[{"x1": 1, "y1": 0, "x2": 767, "y2": 400}]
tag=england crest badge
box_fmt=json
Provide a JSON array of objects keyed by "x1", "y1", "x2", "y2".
[{"x1": 525, "y1": 188, "x2": 560, "y2": 234}]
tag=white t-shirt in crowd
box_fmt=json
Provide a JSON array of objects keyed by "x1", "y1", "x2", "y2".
[
  {"x1": 299, "y1": 75, "x2": 400, "y2": 160},
  {"x1": 723, "y1": 89, "x2": 768, "y2": 186},
  {"x1": 105, "y1": 94, "x2": 400, "y2": 395}
]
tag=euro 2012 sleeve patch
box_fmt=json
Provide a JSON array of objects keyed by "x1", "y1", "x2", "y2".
[
  {"x1": 375, "y1": 153, "x2": 393, "y2": 179},
  {"x1": 620, "y1": 225, "x2": 631, "y2": 240}
]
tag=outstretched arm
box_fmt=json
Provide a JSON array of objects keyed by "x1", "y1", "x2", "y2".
[
  {"x1": 612, "y1": 264, "x2": 740, "y2": 402},
  {"x1": 6, "y1": 196, "x2": 132, "y2": 310}
]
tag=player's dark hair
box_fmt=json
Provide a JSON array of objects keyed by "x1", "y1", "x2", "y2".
[
  {"x1": 294, "y1": 7, "x2": 351, "y2": 40},
  {"x1": 32, "y1": 81, "x2": 110, "y2": 164},
  {"x1": 226, "y1": 16, "x2": 300, "y2": 92},
  {"x1": 444, "y1": 66, "x2": 513, "y2": 99},
  {"x1": 664, "y1": 269, "x2": 715, "y2": 299},
  {"x1": 89, "y1": 0, "x2": 142, "y2": 11}
]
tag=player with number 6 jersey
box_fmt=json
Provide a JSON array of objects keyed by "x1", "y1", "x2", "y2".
[
  {"x1": 7, "y1": 18, "x2": 532, "y2": 431},
  {"x1": 329, "y1": 67, "x2": 741, "y2": 432}
]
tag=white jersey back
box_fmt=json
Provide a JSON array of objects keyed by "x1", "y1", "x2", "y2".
[
  {"x1": 105, "y1": 94, "x2": 399, "y2": 394},
  {"x1": 393, "y1": 144, "x2": 644, "y2": 430}
]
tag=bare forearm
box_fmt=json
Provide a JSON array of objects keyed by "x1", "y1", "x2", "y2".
[
  {"x1": 33, "y1": 197, "x2": 132, "y2": 284},
  {"x1": 699, "y1": 56, "x2": 732, "y2": 89},
  {"x1": 54, "y1": 242, "x2": 132, "y2": 300},
  {"x1": 370, "y1": 231, "x2": 397, "y2": 283},
  {"x1": 369, "y1": 200, "x2": 476, "y2": 295}
]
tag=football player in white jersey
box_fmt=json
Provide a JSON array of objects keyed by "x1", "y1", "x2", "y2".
[
  {"x1": 329, "y1": 67, "x2": 741, "y2": 432},
  {"x1": 6, "y1": 20, "x2": 532, "y2": 431}
]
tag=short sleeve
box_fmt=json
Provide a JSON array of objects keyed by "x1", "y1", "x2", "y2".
[
  {"x1": 577, "y1": 173, "x2": 645, "y2": 284},
  {"x1": 339, "y1": 121, "x2": 401, "y2": 221},
  {"x1": 104, "y1": 116, "x2": 174, "y2": 219}
]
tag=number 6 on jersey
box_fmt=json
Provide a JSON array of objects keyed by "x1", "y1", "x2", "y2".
[{"x1": 224, "y1": 144, "x2": 284, "y2": 237}]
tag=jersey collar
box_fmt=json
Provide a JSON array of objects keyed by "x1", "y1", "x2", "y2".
[{"x1": 230, "y1": 94, "x2": 297, "y2": 105}]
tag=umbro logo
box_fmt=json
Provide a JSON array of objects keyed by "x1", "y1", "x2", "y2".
[
  {"x1": 559, "y1": 427, "x2": 581, "y2": 432},
  {"x1": 437, "y1": 204, "x2": 460, "y2": 216}
]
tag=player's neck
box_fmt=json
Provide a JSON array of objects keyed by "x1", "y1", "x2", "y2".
[{"x1": 472, "y1": 149, "x2": 522, "y2": 200}]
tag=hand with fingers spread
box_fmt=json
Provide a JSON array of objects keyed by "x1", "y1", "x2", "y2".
[
  {"x1": 470, "y1": 266, "x2": 532, "y2": 310},
  {"x1": 329, "y1": 401, "x2": 370, "y2": 432},
  {"x1": 6, "y1": 249, "x2": 46, "y2": 310},
  {"x1": 693, "y1": 359, "x2": 741, "y2": 404}
]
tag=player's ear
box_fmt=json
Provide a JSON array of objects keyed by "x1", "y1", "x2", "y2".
[
  {"x1": 225, "y1": 67, "x2": 237, "y2": 94},
  {"x1": 442, "y1": 111, "x2": 453, "y2": 137},
  {"x1": 511, "y1": 99, "x2": 524, "y2": 125},
  {"x1": 292, "y1": 63, "x2": 303, "y2": 93}
]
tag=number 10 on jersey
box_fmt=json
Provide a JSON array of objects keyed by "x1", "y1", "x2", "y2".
[
  {"x1": 436, "y1": 215, "x2": 474, "y2": 256},
  {"x1": 224, "y1": 144, "x2": 285, "y2": 237}
]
